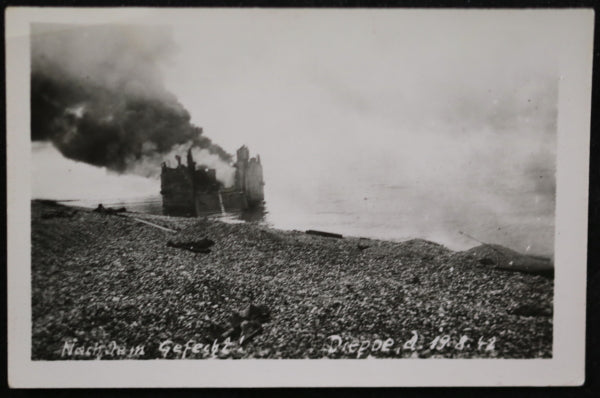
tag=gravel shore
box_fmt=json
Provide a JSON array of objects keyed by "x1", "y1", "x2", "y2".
[{"x1": 32, "y1": 200, "x2": 553, "y2": 359}]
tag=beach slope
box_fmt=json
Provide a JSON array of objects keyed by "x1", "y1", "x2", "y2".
[{"x1": 31, "y1": 200, "x2": 553, "y2": 359}]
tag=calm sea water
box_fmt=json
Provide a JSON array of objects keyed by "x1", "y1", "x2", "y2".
[{"x1": 64, "y1": 179, "x2": 555, "y2": 256}]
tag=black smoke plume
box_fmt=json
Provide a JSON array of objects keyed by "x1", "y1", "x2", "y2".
[{"x1": 31, "y1": 23, "x2": 232, "y2": 177}]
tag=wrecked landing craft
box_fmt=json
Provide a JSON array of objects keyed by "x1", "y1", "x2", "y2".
[{"x1": 160, "y1": 145, "x2": 264, "y2": 217}]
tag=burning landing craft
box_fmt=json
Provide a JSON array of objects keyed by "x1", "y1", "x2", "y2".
[{"x1": 160, "y1": 146, "x2": 264, "y2": 216}]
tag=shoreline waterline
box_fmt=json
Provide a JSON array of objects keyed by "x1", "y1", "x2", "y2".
[{"x1": 40, "y1": 192, "x2": 554, "y2": 257}]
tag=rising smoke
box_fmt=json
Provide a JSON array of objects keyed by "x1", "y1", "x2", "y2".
[{"x1": 30, "y1": 23, "x2": 233, "y2": 181}]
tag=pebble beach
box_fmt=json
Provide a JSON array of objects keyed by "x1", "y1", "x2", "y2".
[{"x1": 31, "y1": 200, "x2": 553, "y2": 359}]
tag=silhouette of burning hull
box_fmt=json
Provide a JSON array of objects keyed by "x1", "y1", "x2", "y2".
[{"x1": 160, "y1": 146, "x2": 264, "y2": 217}]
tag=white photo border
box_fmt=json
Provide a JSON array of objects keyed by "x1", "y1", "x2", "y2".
[{"x1": 6, "y1": 7, "x2": 593, "y2": 387}]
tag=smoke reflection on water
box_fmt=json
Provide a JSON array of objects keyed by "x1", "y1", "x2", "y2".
[
  {"x1": 63, "y1": 196, "x2": 165, "y2": 215},
  {"x1": 63, "y1": 195, "x2": 270, "y2": 225}
]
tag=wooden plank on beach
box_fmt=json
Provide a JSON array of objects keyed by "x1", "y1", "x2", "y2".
[
  {"x1": 305, "y1": 229, "x2": 343, "y2": 239},
  {"x1": 130, "y1": 217, "x2": 177, "y2": 233}
]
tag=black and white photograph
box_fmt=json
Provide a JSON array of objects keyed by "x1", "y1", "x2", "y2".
[{"x1": 6, "y1": 7, "x2": 592, "y2": 387}]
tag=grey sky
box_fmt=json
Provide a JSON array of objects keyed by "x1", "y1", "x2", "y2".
[{"x1": 159, "y1": 11, "x2": 558, "y2": 206}]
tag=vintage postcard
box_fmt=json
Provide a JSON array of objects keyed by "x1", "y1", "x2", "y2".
[{"x1": 6, "y1": 7, "x2": 593, "y2": 387}]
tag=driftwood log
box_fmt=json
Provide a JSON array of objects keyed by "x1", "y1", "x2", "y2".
[{"x1": 306, "y1": 230, "x2": 343, "y2": 239}]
